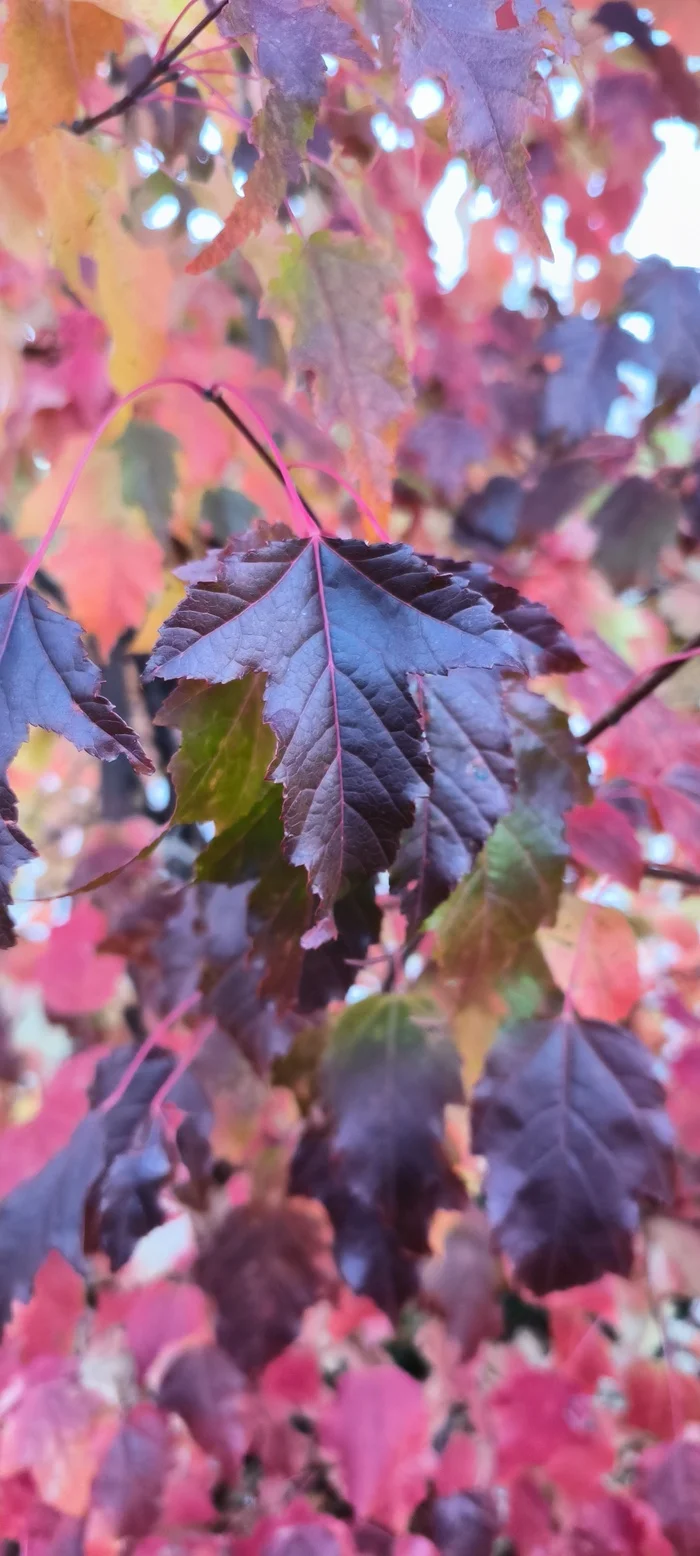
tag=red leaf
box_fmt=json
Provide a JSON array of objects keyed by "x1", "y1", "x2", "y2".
[
  {"x1": 491, "y1": 1368, "x2": 614, "y2": 1497},
  {"x1": 34, "y1": 902, "x2": 124, "y2": 1017},
  {"x1": 566, "y1": 799, "x2": 643, "y2": 890},
  {"x1": 321, "y1": 1365, "x2": 433, "y2": 1529}
]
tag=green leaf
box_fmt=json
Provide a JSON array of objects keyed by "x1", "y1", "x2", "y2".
[
  {"x1": 434, "y1": 689, "x2": 590, "y2": 1001},
  {"x1": 157, "y1": 674, "x2": 276, "y2": 831},
  {"x1": 118, "y1": 420, "x2": 179, "y2": 539}
]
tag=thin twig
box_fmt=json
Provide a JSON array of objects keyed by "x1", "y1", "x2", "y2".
[
  {"x1": 202, "y1": 387, "x2": 322, "y2": 531},
  {"x1": 69, "y1": 0, "x2": 229, "y2": 136},
  {"x1": 580, "y1": 631, "x2": 700, "y2": 746},
  {"x1": 644, "y1": 863, "x2": 700, "y2": 889}
]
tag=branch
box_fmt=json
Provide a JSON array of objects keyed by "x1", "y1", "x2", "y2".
[
  {"x1": 643, "y1": 863, "x2": 700, "y2": 889},
  {"x1": 70, "y1": 0, "x2": 229, "y2": 136},
  {"x1": 203, "y1": 387, "x2": 322, "y2": 531},
  {"x1": 580, "y1": 632, "x2": 700, "y2": 746}
]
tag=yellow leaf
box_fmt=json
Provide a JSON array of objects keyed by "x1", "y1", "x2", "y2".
[
  {"x1": 93, "y1": 200, "x2": 173, "y2": 394},
  {"x1": 130, "y1": 568, "x2": 185, "y2": 653},
  {"x1": 453, "y1": 1002, "x2": 500, "y2": 1089},
  {"x1": 33, "y1": 130, "x2": 115, "y2": 294},
  {"x1": 0, "y1": 0, "x2": 123, "y2": 153},
  {"x1": 75, "y1": 0, "x2": 188, "y2": 38}
]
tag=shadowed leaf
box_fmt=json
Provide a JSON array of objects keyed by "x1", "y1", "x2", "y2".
[{"x1": 473, "y1": 1011, "x2": 674, "y2": 1293}]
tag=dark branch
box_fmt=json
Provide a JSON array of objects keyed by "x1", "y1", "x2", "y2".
[
  {"x1": 70, "y1": 0, "x2": 229, "y2": 136},
  {"x1": 203, "y1": 387, "x2": 322, "y2": 532},
  {"x1": 580, "y1": 632, "x2": 700, "y2": 746},
  {"x1": 644, "y1": 863, "x2": 700, "y2": 889}
]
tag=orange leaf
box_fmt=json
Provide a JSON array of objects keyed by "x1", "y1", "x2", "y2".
[
  {"x1": 0, "y1": 0, "x2": 123, "y2": 153},
  {"x1": 538, "y1": 894, "x2": 641, "y2": 1022}
]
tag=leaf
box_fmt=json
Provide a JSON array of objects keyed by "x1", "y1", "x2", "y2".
[
  {"x1": 415, "y1": 1491, "x2": 500, "y2": 1556},
  {"x1": 0, "y1": 1113, "x2": 107, "y2": 1331},
  {"x1": 18, "y1": 442, "x2": 164, "y2": 659},
  {"x1": 566, "y1": 798, "x2": 643, "y2": 890},
  {"x1": 93, "y1": 197, "x2": 173, "y2": 393},
  {"x1": 435, "y1": 687, "x2": 589, "y2": 1000},
  {"x1": 320, "y1": 996, "x2": 465, "y2": 1246},
  {"x1": 158, "y1": 1345, "x2": 246, "y2": 1478},
  {"x1": 639, "y1": 1439, "x2": 700, "y2": 1556},
  {"x1": 419, "y1": 1208, "x2": 502, "y2": 1360},
  {"x1": 34, "y1": 901, "x2": 125, "y2": 1017},
  {"x1": 592, "y1": 476, "x2": 682, "y2": 592},
  {"x1": 0, "y1": 779, "x2": 35, "y2": 951},
  {"x1": 0, "y1": 1357, "x2": 113, "y2": 1517},
  {"x1": 397, "y1": 0, "x2": 551, "y2": 256},
  {"x1": 291, "y1": 996, "x2": 465, "y2": 1314},
  {"x1": 87, "y1": 1402, "x2": 168, "y2": 1541},
  {"x1": 94, "y1": 1118, "x2": 171, "y2": 1270},
  {"x1": 32, "y1": 130, "x2": 116, "y2": 296},
  {"x1": 540, "y1": 316, "x2": 643, "y2": 443},
  {"x1": 187, "y1": 91, "x2": 311, "y2": 274},
  {"x1": 458, "y1": 563, "x2": 583, "y2": 675},
  {"x1": 0, "y1": 584, "x2": 153, "y2": 777},
  {"x1": 158, "y1": 674, "x2": 276, "y2": 830},
  {"x1": 537, "y1": 895, "x2": 641, "y2": 1022},
  {"x1": 392, "y1": 669, "x2": 517, "y2": 931},
  {"x1": 622, "y1": 255, "x2": 700, "y2": 399},
  {"x1": 219, "y1": 0, "x2": 366, "y2": 104},
  {"x1": 146, "y1": 532, "x2": 519, "y2": 939},
  {"x1": 0, "y1": 0, "x2": 123, "y2": 153},
  {"x1": 320, "y1": 1365, "x2": 433, "y2": 1528},
  {"x1": 118, "y1": 419, "x2": 179, "y2": 539},
  {"x1": 268, "y1": 234, "x2": 412, "y2": 507},
  {"x1": 194, "y1": 1201, "x2": 334, "y2": 1375},
  {"x1": 490, "y1": 1368, "x2": 614, "y2": 1491},
  {"x1": 472, "y1": 1011, "x2": 674, "y2": 1294}
]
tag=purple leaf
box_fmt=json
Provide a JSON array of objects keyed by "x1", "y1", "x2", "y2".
[
  {"x1": 146, "y1": 534, "x2": 519, "y2": 939},
  {"x1": 219, "y1": 0, "x2": 367, "y2": 104},
  {"x1": 473, "y1": 1012, "x2": 674, "y2": 1294}
]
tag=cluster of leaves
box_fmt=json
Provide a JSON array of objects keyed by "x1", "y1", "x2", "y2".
[{"x1": 3, "y1": 0, "x2": 700, "y2": 1550}]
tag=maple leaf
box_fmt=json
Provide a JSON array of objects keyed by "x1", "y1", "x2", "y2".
[
  {"x1": 147, "y1": 533, "x2": 519, "y2": 940},
  {"x1": 436, "y1": 686, "x2": 589, "y2": 1000},
  {"x1": 94, "y1": 1117, "x2": 171, "y2": 1270},
  {"x1": 0, "y1": 1112, "x2": 107, "y2": 1332},
  {"x1": 419, "y1": 1208, "x2": 502, "y2": 1360},
  {"x1": 0, "y1": 0, "x2": 123, "y2": 153},
  {"x1": 321, "y1": 1365, "x2": 433, "y2": 1528},
  {"x1": 291, "y1": 996, "x2": 465, "y2": 1313},
  {"x1": 397, "y1": 0, "x2": 551, "y2": 256},
  {"x1": 537, "y1": 895, "x2": 641, "y2": 1023},
  {"x1": 414, "y1": 1490, "x2": 500, "y2": 1556},
  {"x1": 158, "y1": 674, "x2": 276, "y2": 831},
  {"x1": 0, "y1": 584, "x2": 152, "y2": 776},
  {"x1": 592, "y1": 476, "x2": 682, "y2": 591},
  {"x1": 566, "y1": 797, "x2": 643, "y2": 889},
  {"x1": 639, "y1": 1438, "x2": 700, "y2": 1555},
  {"x1": 195, "y1": 1201, "x2": 335, "y2": 1374},
  {"x1": 268, "y1": 234, "x2": 412, "y2": 507},
  {"x1": 540, "y1": 316, "x2": 644, "y2": 443},
  {"x1": 87, "y1": 1402, "x2": 168, "y2": 1541},
  {"x1": 392, "y1": 669, "x2": 517, "y2": 930},
  {"x1": 187, "y1": 91, "x2": 311, "y2": 274},
  {"x1": 473, "y1": 1011, "x2": 674, "y2": 1293},
  {"x1": 0, "y1": 779, "x2": 35, "y2": 950},
  {"x1": 622, "y1": 255, "x2": 700, "y2": 400},
  {"x1": 220, "y1": 0, "x2": 366, "y2": 102},
  {"x1": 158, "y1": 1344, "x2": 246, "y2": 1478}
]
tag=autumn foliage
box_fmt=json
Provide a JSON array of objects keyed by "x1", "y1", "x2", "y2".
[{"x1": 3, "y1": 0, "x2": 700, "y2": 1550}]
